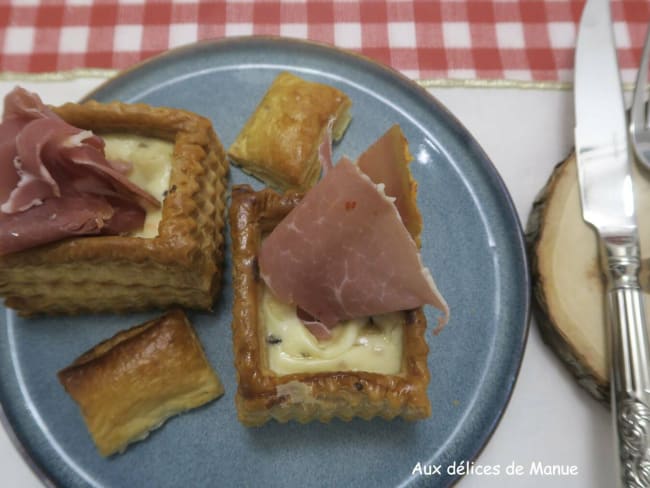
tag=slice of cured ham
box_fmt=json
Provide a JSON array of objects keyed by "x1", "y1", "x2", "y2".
[
  {"x1": 0, "y1": 196, "x2": 114, "y2": 255},
  {"x1": 2, "y1": 85, "x2": 58, "y2": 121},
  {"x1": 258, "y1": 157, "x2": 449, "y2": 330},
  {"x1": 0, "y1": 87, "x2": 157, "y2": 255}
]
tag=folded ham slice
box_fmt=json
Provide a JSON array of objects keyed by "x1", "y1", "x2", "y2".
[
  {"x1": 258, "y1": 156, "x2": 449, "y2": 331},
  {"x1": 0, "y1": 196, "x2": 114, "y2": 255},
  {"x1": 0, "y1": 87, "x2": 158, "y2": 255}
]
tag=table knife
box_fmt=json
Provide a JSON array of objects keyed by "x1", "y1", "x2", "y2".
[{"x1": 575, "y1": 0, "x2": 650, "y2": 486}]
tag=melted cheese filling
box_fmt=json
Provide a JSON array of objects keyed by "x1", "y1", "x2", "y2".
[
  {"x1": 261, "y1": 285, "x2": 404, "y2": 375},
  {"x1": 102, "y1": 133, "x2": 173, "y2": 238}
]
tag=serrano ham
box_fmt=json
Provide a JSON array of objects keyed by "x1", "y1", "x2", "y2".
[
  {"x1": 0, "y1": 196, "x2": 114, "y2": 255},
  {"x1": 258, "y1": 156, "x2": 449, "y2": 330},
  {"x1": 0, "y1": 87, "x2": 158, "y2": 255}
]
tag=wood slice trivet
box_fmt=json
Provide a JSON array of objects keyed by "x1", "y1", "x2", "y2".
[{"x1": 526, "y1": 152, "x2": 650, "y2": 404}]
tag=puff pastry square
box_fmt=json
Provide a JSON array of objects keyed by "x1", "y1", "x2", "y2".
[
  {"x1": 229, "y1": 186, "x2": 431, "y2": 426},
  {"x1": 0, "y1": 100, "x2": 229, "y2": 315},
  {"x1": 58, "y1": 309, "x2": 224, "y2": 456},
  {"x1": 228, "y1": 72, "x2": 352, "y2": 191}
]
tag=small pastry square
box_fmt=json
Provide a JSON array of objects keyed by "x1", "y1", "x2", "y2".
[
  {"x1": 58, "y1": 309, "x2": 224, "y2": 456},
  {"x1": 0, "y1": 100, "x2": 228, "y2": 315},
  {"x1": 229, "y1": 186, "x2": 431, "y2": 426},
  {"x1": 228, "y1": 72, "x2": 352, "y2": 191}
]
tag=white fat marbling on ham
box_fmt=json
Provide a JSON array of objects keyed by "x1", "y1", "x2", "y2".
[
  {"x1": 258, "y1": 157, "x2": 449, "y2": 329},
  {"x1": 0, "y1": 86, "x2": 156, "y2": 255}
]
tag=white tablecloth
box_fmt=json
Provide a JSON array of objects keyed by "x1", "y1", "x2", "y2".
[{"x1": 0, "y1": 78, "x2": 614, "y2": 488}]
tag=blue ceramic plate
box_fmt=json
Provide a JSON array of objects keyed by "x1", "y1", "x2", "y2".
[{"x1": 0, "y1": 37, "x2": 529, "y2": 488}]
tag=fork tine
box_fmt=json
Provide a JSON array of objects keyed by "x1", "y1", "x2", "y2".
[{"x1": 632, "y1": 24, "x2": 650, "y2": 130}]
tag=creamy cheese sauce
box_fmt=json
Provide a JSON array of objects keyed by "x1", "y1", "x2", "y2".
[
  {"x1": 261, "y1": 285, "x2": 404, "y2": 375},
  {"x1": 102, "y1": 133, "x2": 173, "y2": 238}
]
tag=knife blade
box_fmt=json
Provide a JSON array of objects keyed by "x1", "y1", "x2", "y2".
[
  {"x1": 574, "y1": 1, "x2": 650, "y2": 487},
  {"x1": 575, "y1": 0, "x2": 634, "y2": 236}
]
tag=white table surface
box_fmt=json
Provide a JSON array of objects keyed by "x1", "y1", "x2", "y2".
[{"x1": 0, "y1": 78, "x2": 615, "y2": 487}]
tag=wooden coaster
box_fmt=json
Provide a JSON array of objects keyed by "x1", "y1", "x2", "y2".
[{"x1": 526, "y1": 152, "x2": 650, "y2": 404}]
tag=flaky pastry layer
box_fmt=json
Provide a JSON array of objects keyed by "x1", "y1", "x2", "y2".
[
  {"x1": 229, "y1": 186, "x2": 431, "y2": 426},
  {"x1": 0, "y1": 100, "x2": 229, "y2": 315},
  {"x1": 58, "y1": 309, "x2": 224, "y2": 456},
  {"x1": 228, "y1": 72, "x2": 351, "y2": 192}
]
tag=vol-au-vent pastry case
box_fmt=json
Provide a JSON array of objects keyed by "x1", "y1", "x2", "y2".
[
  {"x1": 0, "y1": 99, "x2": 229, "y2": 315},
  {"x1": 229, "y1": 186, "x2": 432, "y2": 427}
]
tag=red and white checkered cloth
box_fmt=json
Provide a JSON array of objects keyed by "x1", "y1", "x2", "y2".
[{"x1": 1, "y1": 0, "x2": 649, "y2": 83}]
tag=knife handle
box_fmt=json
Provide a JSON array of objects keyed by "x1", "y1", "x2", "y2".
[{"x1": 603, "y1": 236, "x2": 650, "y2": 488}]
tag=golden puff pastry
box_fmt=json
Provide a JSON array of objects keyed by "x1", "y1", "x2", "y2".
[
  {"x1": 0, "y1": 101, "x2": 229, "y2": 315},
  {"x1": 58, "y1": 309, "x2": 224, "y2": 456},
  {"x1": 228, "y1": 72, "x2": 352, "y2": 192},
  {"x1": 229, "y1": 186, "x2": 431, "y2": 426}
]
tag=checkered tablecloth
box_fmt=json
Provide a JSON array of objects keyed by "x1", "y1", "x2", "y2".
[{"x1": 0, "y1": 0, "x2": 649, "y2": 83}]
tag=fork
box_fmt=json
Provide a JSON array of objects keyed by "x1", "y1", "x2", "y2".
[{"x1": 630, "y1": 24, "x2": 650, "y2": 169}]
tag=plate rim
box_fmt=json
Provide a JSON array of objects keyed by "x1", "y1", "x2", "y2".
[{"x1": 0, "y1": 35, "x2": 531, "y2": 488}]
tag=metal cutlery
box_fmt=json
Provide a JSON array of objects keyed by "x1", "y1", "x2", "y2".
[{"x1": 575, "y1": 1, "x2": 650, "y2": 486}]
